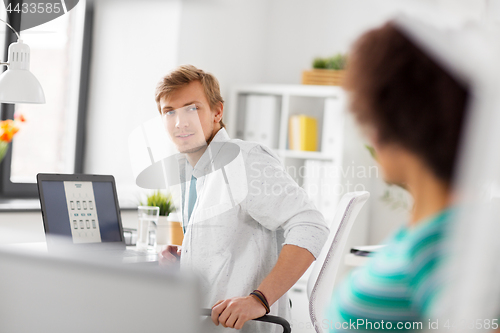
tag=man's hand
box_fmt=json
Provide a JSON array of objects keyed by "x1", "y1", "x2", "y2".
[
  {"x1": 211, "y1": 296, "x2": 266, "y2": 330},
  {"x1": 159, "y1": 245, "x2": 181, "y2": 266},
  {"x1": 210, "y1": 245, "x2": 314, "y2": 329}
]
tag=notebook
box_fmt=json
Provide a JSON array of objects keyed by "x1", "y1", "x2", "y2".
[{"x1": 37, "y1": 173, "x2": 157, "y2": 263}]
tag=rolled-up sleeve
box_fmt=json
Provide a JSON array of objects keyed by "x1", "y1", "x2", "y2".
[{"x1": 244, "y1": 145, "x2": 329, "y2": 259}]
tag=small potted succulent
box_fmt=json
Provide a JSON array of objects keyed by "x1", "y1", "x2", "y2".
[{"x1": 302, "y1": 53, "x2": 347, "y2": 86}]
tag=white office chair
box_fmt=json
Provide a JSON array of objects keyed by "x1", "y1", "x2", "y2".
[
  {"x1": 202, "y1": 191, "x2": 369, "y2": 333},
  {"x1": 306, "y1": 191, "x2": 370, "y2": 333}
]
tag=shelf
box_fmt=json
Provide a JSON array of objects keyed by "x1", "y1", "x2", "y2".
[
  {"x1": 232, "y1": 84, "x2": 344, "y2": 98},
  {"x1": 229, "y1": 84, "x2": 345, "y2": 225},
  {"x1": 276, "y1": 149, "x2": 334, "y2": 161}
]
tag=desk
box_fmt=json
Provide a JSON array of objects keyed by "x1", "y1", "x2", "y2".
[
  {"x1": 0, "y1": 241, "x2": 48, "y2": 252},
  {"x1": 0, "y1": 241, "x2": 159, "y2": 264},
  {"x1": 345, "y1": 245, "x2": 386, "y2": 267},
  {"x1": 0, "y1": 245, "x2": 200, "y2": 333}
]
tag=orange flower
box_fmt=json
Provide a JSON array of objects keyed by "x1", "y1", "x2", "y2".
[
  {"x1": 0, "y1": 119, "x2": 20, "y2": 143},
  {"x1": 0, "y1": 133, "x2": 10, "y2": 142},
  {"x1": 14, "y1": 113, "x2": 26, "y2": 122}
]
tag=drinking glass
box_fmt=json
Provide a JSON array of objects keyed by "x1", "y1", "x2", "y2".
[{"x1": 137, "y1": 206, "x2": 159, "y2": 251}]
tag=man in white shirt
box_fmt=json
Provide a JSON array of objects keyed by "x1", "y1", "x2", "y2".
[{"x1": 156, "y1": 64, "x2": 329, "y2": 332}]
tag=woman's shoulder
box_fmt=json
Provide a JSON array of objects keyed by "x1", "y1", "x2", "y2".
[{"x1": 406, "y1": 208, "x2": 455, "y2": 259}]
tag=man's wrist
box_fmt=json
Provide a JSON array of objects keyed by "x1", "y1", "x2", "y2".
[
  {"x1": 248, "y1": 294, "x2": 268, "y2": 314},
  {"x1": 249, "y1": 290, "x2": 270, "y2": 314}
]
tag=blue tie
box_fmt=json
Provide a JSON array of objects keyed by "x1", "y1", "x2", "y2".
[{"x1": 187, "y1": 175, "x2": 197, "y2": 227}]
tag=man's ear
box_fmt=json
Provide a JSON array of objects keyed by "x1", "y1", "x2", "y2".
[{"x1": 214, "y1": 102, "x2": 224, "y2": 123}]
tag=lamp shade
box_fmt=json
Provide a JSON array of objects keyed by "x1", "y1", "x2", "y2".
[{"x1": 0, "y1": 40, "x2": 45, "y2": 104}]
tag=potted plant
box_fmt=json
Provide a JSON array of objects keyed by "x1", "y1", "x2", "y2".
[
  {"x1": 142, "y1": 190, "x2": 175, "y2": 218},
  {"x1": 302, "y1": 53, "x2": 347, "y2": 86},
  {"x1": 141, "y1": 191, "x2": 181, "y2": 249}
]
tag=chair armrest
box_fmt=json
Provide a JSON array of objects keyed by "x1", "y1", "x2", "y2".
[{"x1": 201, "y1": 308, "x2": 291, "y2": 333}]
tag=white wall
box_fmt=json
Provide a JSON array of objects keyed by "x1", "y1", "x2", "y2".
[
  {"x1": 176, "y1": 0, "x2": 270, "y2": 95},
  {"x1": 80, "y1": 0, "x2": 490, "y2": 245},
  {"x1": 260, "y1": 0, "x2": 399, "y2": 84},
  {"x1": 84, "y1": 0, "x2": 182, "y2": 207}
]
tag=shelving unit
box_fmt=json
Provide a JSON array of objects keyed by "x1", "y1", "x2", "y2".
[{"x1": 227, "y1": 84, "x2": 346, "y2": 184}]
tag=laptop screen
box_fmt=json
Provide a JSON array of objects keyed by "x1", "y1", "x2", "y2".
[{"x1": 40, "y1": 178, "x2": 122, "y2": 244}]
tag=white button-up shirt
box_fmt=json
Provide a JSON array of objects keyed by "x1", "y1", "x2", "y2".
[{"x1": 177, "y1": 128, "x2": 328, "y2": 333}]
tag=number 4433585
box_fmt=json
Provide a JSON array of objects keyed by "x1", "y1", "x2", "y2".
[{"x1": 6, "y1": 3, "x2": 63, "y2": 14}]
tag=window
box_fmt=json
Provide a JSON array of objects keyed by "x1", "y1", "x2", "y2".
[{"x1": 0, "y1": 0, "x2": 92, "y2": 197}]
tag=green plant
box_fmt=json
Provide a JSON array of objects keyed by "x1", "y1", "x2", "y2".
[
  {"x1": 365, "y1": 144, "x2": 377, "y2": 160},
  {"x1": 380, "y1": 185, "x2": 412, "y2": 211},
  {"x1": 312, "y1": 53, "x2": 347, "y2": 70},
  {"x1": 312, "y1": 57, "x2": 328, "y2": 69},
  {"x1": 326, "y1": 53, "x2": 347, "y2": 70},
  {"x1": 141, "y1": 190, "x2": 175, "y2": 216}
]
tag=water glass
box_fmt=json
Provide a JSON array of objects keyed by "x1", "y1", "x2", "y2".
[{"x1": 137, "y1": 206, "x2": 159, "y2": 251}]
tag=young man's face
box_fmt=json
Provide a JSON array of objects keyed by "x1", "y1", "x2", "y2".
[{"x1": 160, "y1": 81, "x2": 221, "y2": 154}]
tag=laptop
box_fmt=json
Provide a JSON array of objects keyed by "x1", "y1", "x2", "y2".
[
  {"x1": 0, "y1": 247, "x2": 200, "y2": 333},
  {"x1": 37, "y1": 173, "x2": 157, "y2": 263}
]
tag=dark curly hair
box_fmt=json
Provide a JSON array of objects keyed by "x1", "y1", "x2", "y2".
[{"x1": 344, "y1": 22, "x2": 469, "y2": 183}]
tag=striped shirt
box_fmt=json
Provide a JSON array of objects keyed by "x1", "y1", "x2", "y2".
[{"x1": 327, "y1": 209, "x2": 453, "y2": 332}]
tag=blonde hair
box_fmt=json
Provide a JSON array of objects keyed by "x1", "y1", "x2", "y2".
[{"x1": 155, "y1": 64, "x2": 225, "y2": 128}]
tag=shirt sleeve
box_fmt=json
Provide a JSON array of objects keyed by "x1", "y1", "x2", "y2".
[{"x1": 244, "y1": 145, "x2": 329, "y2": 259}]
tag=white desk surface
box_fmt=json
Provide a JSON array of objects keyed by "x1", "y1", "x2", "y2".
[
  {"x1": 0, "y1": 242, "x2": 376, "y2": 267},
  {"x1": 0, "y1": 242, "x2": 159, "y2": 264},
  {"x1": 0, "y1": 241, "x2": 48, "y2": 252}
]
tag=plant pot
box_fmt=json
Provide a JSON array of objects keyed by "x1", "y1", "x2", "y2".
[{"x1": 301, "y1": 69, "x2": 345, "y2": 86}]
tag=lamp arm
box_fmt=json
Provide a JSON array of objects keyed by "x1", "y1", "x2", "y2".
[
  {"x1": 0, "y1": 62, "x2": 8, "y2": 67},
  {"x1": 0, "y1": 18, "x2": 21, "y2": 40}
]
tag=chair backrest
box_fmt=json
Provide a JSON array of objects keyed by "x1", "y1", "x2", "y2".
[{"x1": 307, "y1": 191, "x2": 370, "y2": 333}]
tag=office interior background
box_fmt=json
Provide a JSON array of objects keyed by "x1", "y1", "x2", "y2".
[{"x1": 1, "y1": 0, "x2": 500, "y2": 332}]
